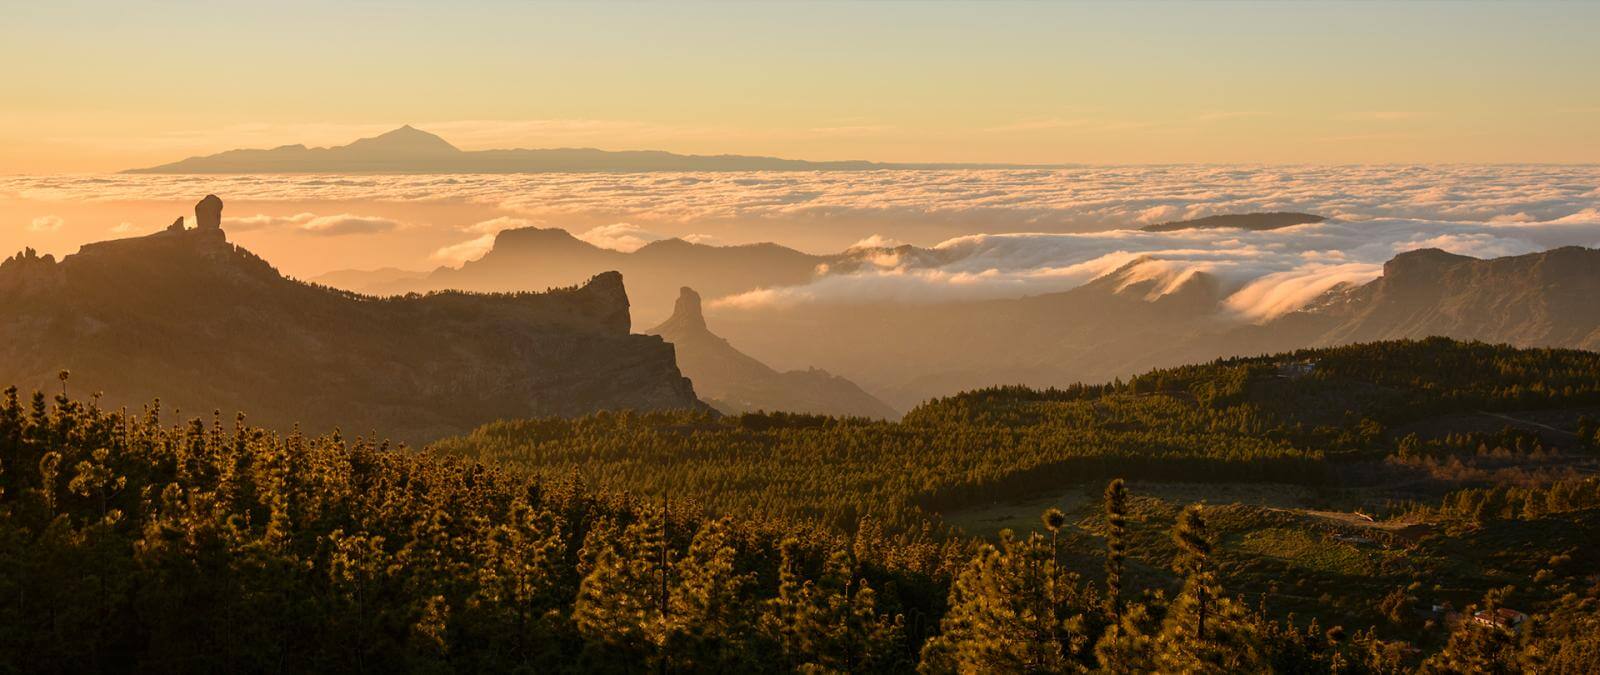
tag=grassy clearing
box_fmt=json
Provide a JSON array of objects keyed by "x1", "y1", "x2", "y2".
[
  {"x1": 940, "y1": 486, "x2": 1096, "y2": 537},
  {"x1": 1234, "y1": 527, "x2": 1379, "y2": 577}
]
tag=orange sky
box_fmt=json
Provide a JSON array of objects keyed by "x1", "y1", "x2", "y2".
[{"x1": 3, "y1": 1, "x2": 1598, "y2": 172}]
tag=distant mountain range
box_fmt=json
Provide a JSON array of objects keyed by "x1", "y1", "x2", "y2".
[
  {"x1": 315, "y1": 225, "x2": 829, "y2": 326},
  {"x1": 316, "y1": 216, "x2": 1600, "y2": 410},
  {"x1": 0, "y1": 196, "x2": 704, "y2": 443},
  {"x1": 124, "y1": 126, "x2": 1053, "y2": 174},
  {"x1": 647, "y1": 287, "x2": 897, "y2": 419}
]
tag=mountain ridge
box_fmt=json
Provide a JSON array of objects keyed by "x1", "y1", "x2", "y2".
[
  {"x1": 321, "y1": 224, "x2": 830, "y2": 326},
  {"x1": 124, "y1": 126, "x2": 1064, "y2": 174},
  {"x1": 0, "y1": 195, "x2": 708, "y2": 443}
]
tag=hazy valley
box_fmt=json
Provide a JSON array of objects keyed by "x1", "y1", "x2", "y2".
[{"x1": 316, "y1": 214, "x2": 1600, "y2": 412}]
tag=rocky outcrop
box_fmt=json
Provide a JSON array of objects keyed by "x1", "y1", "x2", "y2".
[
  {"x1": 648, "y1": 287, "x2": 897, "y2": 419},
  {"x1": 0, "y1": 197, "x2": 706, "y2": 444},
  {"x1": 195, "y1": 194, "x2": 223, "y2": 230}
]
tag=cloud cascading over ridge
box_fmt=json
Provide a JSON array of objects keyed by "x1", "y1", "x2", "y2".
[{"x1": 711, "y1": 214, "x2": 1600, "y2": 321}]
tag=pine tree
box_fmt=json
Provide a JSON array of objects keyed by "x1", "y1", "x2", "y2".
[
  {"x1": 1094, "y1": 600, "x2": 1157, "y2": 674},
  {"x1": 1103, "y1": 478, "x2": 1128, "y2": 623},
  {"x1": 664, "y1": 516, "x2": 756, "y2": 671},
  {"x1": 919, "y1": 530, "x2": 1087, "y2": 673},
  {"x1": 1153, "y1": 504, "x2": 1263, "y2": 673},
  {"x1": 572, "y1": 511, "x2": 668, "y2": 668},
  {"x1": 1421, "y1": 604, "x2": 1523, "y2": 674},
  {"x1": 763, "y1": 539, "x2": 905, "y2": 672}
]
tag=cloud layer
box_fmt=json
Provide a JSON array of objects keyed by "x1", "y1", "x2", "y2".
[
  {"x1": 4, "y1": 166, "x2": 1598, "y2": 320},
  {"x1": 9, "y1": 165, "x2": 1599, "y2": 236}
]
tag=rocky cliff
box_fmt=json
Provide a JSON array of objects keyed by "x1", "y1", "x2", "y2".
[
  {"x1": 648, "y1": 287, "x2": 897, "y2": 418},
  {"x1": 1305, "y1": 246, "x2": 1600, "y2": 350},
  {"x1": 0, "y1": 195, "x2": 705, "y2": 443}
]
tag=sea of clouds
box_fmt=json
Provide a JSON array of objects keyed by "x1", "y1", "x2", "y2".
[
  {"x1": 5, "y1": 165, "x2": 1599, "y2": 320},
  {"x1": 718, "y1": 215, "x2": 1600, "y2": 322}
]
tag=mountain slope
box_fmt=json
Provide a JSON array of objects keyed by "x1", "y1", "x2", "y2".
[
  {"x1": 0, "y1": 195, "x2": 705, "y2": 443},
  {"x1": 124, "y1": 126, "x2": 1046, "y2": 174},
  {"x1": 1302, "y1": 246, "x2": 1600, "y2": 350},
  {"x1": 647, "y1": 287, "x2": 897, "y2": 418}
]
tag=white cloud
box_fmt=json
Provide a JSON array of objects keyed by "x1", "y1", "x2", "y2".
[
  {"x1": 297, "y1": 214, "x2": 400, "y2": 236},
  {"x1": 681, "y1": 233, "x2": 723, "y2": 246},
  {"x1": 223, "y1": 212, "x2": 400, "y2": 236},
  {"x1": 847, "y1": 234, "x2": 904, "y2": 250},
  {"x1": 28, "y1": 215, "x2": 63, "y2": 232},
  {"x1": 428, "y1": 216, "x2": 539, "y2": 264},
  {"x1": 1222, "y1": 263, "x2": 1382, "y2": 322},
  {"x1": 109, "y1": 222, "x2": 145, "y2": 235},
  {"x1": 466, "y1": 216, "x2": 538, "y2": 234},
  {"x1": 573, "y1": 223, "x2": 667, "y2": 252},
  {"x1": 431, "y1": 234, "x2": 498, "y2": 264}
]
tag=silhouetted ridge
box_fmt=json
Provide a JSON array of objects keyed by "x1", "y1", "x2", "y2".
[
  {"x1": 343, "y1": 125, "x2": 461, "y2": 154},
  {"x1": 0, "y1": 196, "x2": 705, "y2": 443},
  {"x1": 123, "y1": 126, "x2": 1064, "y2": 174},
  {"x1": 324, "y1": 225, "x2": 828, "y2": 326}
]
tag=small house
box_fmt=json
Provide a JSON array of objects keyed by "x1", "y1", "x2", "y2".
[{"x1": 1473, "y1": 608, "x2": 1528, "y2": 633}]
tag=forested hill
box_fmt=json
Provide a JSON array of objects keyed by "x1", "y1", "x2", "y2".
[
  {"x1": 0, "y1": 197, "x2": 704, "y2": 444},
  {"x1": 433, "y1": 338, "x2": 1600, "y2": 529},
  {"x1": 5, "y1": 339, "x2": 1598, "y2": 671}
]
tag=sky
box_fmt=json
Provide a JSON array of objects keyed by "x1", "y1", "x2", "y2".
[{"x1": 3, "y1": 0, "x2": 1599, "y2": 173}]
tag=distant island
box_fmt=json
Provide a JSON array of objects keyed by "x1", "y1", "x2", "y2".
[
  {"x1": 123, "y1": 126, "x2": 1060, "y2": 174},
  {"x1": 1141, "y1": 212, "x2": 1326, "y2": 232}
]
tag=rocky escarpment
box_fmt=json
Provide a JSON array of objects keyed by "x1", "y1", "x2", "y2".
[
  {"x1": 0, "y1": 195, "x2": 705, "y2": 443},
  {"x1": 648, "y1": 287, "x2": 898, "y2": 419},
  {"x1": 1306, "y1": 246, "x2": 1600, "y2": 350}
]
